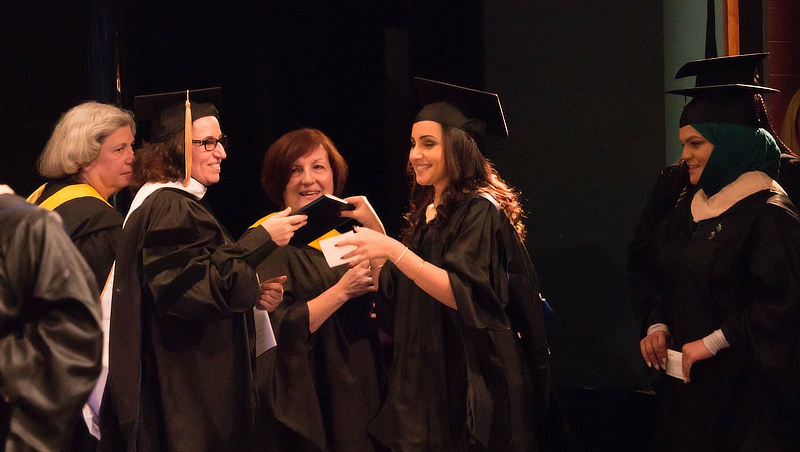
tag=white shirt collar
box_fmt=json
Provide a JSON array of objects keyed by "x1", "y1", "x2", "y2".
[
  {"x1": 124, "y1": 178, "x2": 208, "y2": 227},
  {"x1": 691, "y1": 171, "x2": 786, "y2": 222}
]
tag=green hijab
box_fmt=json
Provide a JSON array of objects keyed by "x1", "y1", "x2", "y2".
[{"x1": 693, "y1": 123, "x2": 780, "y2": 197}]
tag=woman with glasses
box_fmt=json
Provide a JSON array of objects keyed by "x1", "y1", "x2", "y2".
[
  {"x1": 245, "y1": 128, "x2": 384, "y2": 452},
  {"x1": 100, "y1": 88, "x2": 307, "y2": 452}
]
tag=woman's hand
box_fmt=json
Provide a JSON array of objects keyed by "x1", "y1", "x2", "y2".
[
  {"x1": 340, "y1": 196, "x2": 386, "y2": 233},
  {"x1": 258, "y1": 275, "x2": 286, "y2": 312},
  {"x1": 333, "y1": 260, "x2": 376, "y2": 300},
  {"x1": 681, "y1": 339, "x2": 712, "y2": 383},
  {"x1": 338, "y1": 226, "x2": 405, "y2": 263},
  {"x1": 640, "y1": 330, "x2": 673, "y2": 371},
  {"x1": 260, "y1": 207, "x2": 307, "y2": 246}
]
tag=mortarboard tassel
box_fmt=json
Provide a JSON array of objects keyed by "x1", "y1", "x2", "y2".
[{"x1": 183, "y1": 90, "x2": 192, "y2": 186}]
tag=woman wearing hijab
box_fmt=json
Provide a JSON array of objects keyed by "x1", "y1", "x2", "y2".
[
  {"x1": 337, "y1": 79, "x2": 556, "y2": 451},
  {"x1": 100, "y1": 88, "x2": 306, "y2": 452},
  {"x1": 628, "y1": 54, "x2": 800, "y2": 335},
  {"x1": 639, "y1": 54, "x2": 800, "y2": 452}
]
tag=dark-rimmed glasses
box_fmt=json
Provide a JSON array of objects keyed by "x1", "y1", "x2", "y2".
[{"x1": 191, "y1": 134, "x2": 228, "y2": 151}]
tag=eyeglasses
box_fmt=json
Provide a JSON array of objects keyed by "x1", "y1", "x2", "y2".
[{"x1": 191, "y1": 134, "x2": 228, "y2": 151}]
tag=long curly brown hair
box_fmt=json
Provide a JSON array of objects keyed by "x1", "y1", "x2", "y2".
[{"x1": 402, "y1": 123, "x2": 526, "y2": 242}]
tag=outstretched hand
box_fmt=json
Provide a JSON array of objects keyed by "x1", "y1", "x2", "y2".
[
  {"x1": 338, "y1": 226, "x2": 403, "y2": 263},
  {"x1": 261, "y1": 207, "x2": 307, "y2": 246},
  {"x1": 258, "y1": 275, "x2": 287, "y2": 312},
  {"x1": 340, "y1": 196, "x2": 385, "y2": 233}
]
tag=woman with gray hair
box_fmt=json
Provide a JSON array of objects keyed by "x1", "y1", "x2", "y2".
[
  {"x1": 28, "y1": 101, "x2": 135, "y2": 289},
  {"x1": 26, "y1": 100, "x2": 135, "y2": 451}
]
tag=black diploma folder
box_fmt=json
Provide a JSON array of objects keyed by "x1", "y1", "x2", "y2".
[{"x1": 289, "y1": 194, "x2": 354, "y2": 247}]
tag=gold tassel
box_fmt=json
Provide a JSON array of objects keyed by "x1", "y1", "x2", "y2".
[{"x1": 183, "y1": 90, "x2": 192, "y2": 186}]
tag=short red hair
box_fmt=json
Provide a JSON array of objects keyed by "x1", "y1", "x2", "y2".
[{"x1": 261, "y1": 128, "x2": 348, "y2": 207}]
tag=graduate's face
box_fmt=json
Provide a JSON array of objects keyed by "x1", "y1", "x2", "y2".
[
  {"x1": 191, "y1": 116, "x2": 226, "y2": 186},
  {"x1": 410, "y1": 121, "x2": 448, "y2": 193},
  {"x1": 680, "y1": 125, "x2": 715, "y2": 185},
  {"x1": 283, "y1": 145, "x2": 334, "y2": 211},
  {"x1": 80, "y1": 125, "x2": 135, "y2": 199}
]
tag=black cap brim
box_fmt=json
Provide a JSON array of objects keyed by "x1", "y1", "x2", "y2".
[
  {"x1": 134, "y1": 87, "x2": 222, "y2": 142},
  {"x1": 414, "y1": 77, "x2": 508, "y2": 137},
  {"x1": 667, "y1": 53, "x2": 778, "y2": 96}
]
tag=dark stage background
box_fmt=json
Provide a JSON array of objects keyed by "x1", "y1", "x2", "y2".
[{"x1": 2, "y1": 1, "x2": 665, "y2": 450}]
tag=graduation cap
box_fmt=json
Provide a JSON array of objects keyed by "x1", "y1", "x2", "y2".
[
  {"x1": 134, "y1": 87, "x2": 222, "y2": 185},
  {"x1": 414, "y1": 77, "x2": 508, "y2": 152},
  {"x1": 667, "y1": 54, "x2": 778, "y2": 127}
]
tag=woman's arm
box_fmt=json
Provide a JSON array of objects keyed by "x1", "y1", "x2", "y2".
[
  {"x1": 338, "y1": 226, "x2": 457, "y2": 309},
  {"x1": 340, "y1": 196, "x2": 389, "y2": 275},
  {"x1": 305, "y1": 260, "x2": 375, "y2": 333}
]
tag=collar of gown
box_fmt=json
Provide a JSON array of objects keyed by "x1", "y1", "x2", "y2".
[
  {"x1": 691, "y1": 171, "x2": 786, "y2": 222},
  {"x1": 123, "y1": 178, "x2": 208, "y2": 227}
]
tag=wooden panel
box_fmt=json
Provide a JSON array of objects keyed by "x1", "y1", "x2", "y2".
[
  {"x1": 768, "y1": 0, "x2": 800, "y2": 130},
  {"x1": 769, "y1": 41, "x2": 800, "y2": 74},
  {"x1": 725, "y1": 0, "x2": 740, "y2": 55},
  {"x1": 768, "y1": 7, "x2": 800, "y2": 41}
]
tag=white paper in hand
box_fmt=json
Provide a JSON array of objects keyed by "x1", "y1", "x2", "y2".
[
  {"x1": 665, "y1": 349, "x2": 686, "y2": 381},
  {"x1": 319, "y1": 231, "x2": 358, "y2": 268},
  {"x1": 254, "y1": 307, "x2": 277, "y2": 356}
]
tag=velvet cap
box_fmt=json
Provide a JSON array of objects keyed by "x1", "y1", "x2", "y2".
[
  {"x1": 134, "y1": 87, "x2": 221, "y2": 143},
  {"x1": 667, "y1": 53, "x2": 778, "y2": 127},
  {"x1": 414, "y1": 78, "x2": 508, "y2": 151},
  {"x1": 666, "y1": 53, "x2": 777, "y2": 96}
]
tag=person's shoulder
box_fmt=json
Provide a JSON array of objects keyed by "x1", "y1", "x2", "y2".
[
  {"x1": 59, "y1": 195, "x2": 122, "y2": 222},
  {"x1": 460, "y1": 192, "x2": 500, "y2": 213},
  {"x1": 0, "y1": 194, "x2": 64, "y2": 241},
  {"x1": 0, "y1": 193, "x2": 50, "y2": 223},
  {"x1": 145, "y1": 187, "x2": 204, "y2": 213},
  {"x1": 763, "y1": 190, "x2": 800, "y2": 220}
]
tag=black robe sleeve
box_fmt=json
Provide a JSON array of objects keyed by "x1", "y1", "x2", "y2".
[
  {"x1": 440, "y1": 197, "x2": 550, "y2": 447},
  {"x1": 255, "y1": 247, "x2": 328, "y2": 451},
  {"x1": 719, "y1": 203, "x2": 800, "y2": 377},
  {"x1": 0, "y1": 196, "x2": 102, "y2": 452},
  {"x1": 142, "y1": 191, "x2": 277, "y2": 320}
]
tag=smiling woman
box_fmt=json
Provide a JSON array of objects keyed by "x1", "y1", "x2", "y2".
[
  {"x1": 679, "y1": 125, "x2": 714, "y2": 185},
  {"x1": 246, "y1": 127, "x2": 384, "y2": 452},
  {"x1": 100, "y1": 88, "x2": 305, "y2": 452},
  {"x1": 333, "y1": 78, "x2": 566, "y2": 451},
  {"x1": 639, "y1": 54, "x2": 800, "y2": 452}
]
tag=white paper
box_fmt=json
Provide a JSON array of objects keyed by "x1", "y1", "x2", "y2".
[
  {"x1": 665, "y1": 349, "x2": 686, "y2": 381},
  {"x1": 318, "y1": 231, "x2": 358, "y2": 268},
  {"x1": 254, "y1": 308, "x2": 277, "y2": 356}
]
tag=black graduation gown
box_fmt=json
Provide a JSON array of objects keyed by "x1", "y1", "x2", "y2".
[
  {"x1": 0, "y1": 194, "x2": 103, "y2": 452},
  {"x1": 648, "y1": 189, "x2": 800, "y2": 452},
  {"x1": 628, "y1": 154, "x2": 800, "y2": 334},
  {"x1": 369, "y1": 195, "x2": 551, "y2": 452},
  {"x1": 249, "y1": 234, "x2": 384, "y2": 452},
  {"x1": 33, "y1": 179, "x2": 122, "y2": 290},
  {"x1": 101, "y1": 188, "x2": 277, "y2": 452}
]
